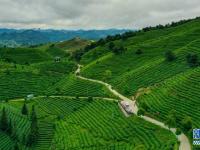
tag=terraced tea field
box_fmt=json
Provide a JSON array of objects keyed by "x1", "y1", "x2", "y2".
[
  {"x1": 2, "y1": 18, "x2": 200, "y2": 150},
  {"x1": 52, "y1": 99, "x2": 177, "y2": 150},
  {"x1": 138, "y1": 67, "x2": 200, "y2": 130},
  {"x1": 47, "y1": 75, "x2": 115, "y2": 98},
  {"x1": 0, "y1": 96, "x2": 178, "y2": 150}
]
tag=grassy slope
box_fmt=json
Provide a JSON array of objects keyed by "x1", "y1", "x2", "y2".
[{"x1": 56, "y1": 37, "x2": 92, "y2": 52}]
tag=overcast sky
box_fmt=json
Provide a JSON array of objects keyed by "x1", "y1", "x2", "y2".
[{"x1": 0, "y1": 0, "x2": 200, "y2": 29}]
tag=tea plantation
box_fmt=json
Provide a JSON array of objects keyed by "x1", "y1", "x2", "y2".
[
  {"x1": 2, "y1": 18, "x2": 200, "y2": 149},
  {"x1": 0, "y1": 97, "x2": 177, "y2": 150}
]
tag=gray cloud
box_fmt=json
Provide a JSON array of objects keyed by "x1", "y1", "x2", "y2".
[{"x1": 0, "y1": 0, "x2": 200, "y2": 29}]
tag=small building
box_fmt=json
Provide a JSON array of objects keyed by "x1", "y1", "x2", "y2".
[
  {"x1": 54, "y1": 56, "x2": 61, "y2": 62},
  {"x1": 26, "y1": 94, "x2": 34, "y2": 100},
  {"x1": 120, "y1": 100, "x2": 134, "y2": 114}
]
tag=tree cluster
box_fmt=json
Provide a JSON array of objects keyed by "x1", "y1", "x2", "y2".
[
  {"x1": 164, "y1": 109, "x2": 193, "y2": 134},
  {"x1": 135, "y1": 49, "x2": 143, "y2": 55},
  {"x1": 0, "y1": 107, "x2": 17, "y2": 142},
  {"x1": 72, "y1": 17, "x2": 200, "y2": 62},
  {"x1": 142, "y1": 17, "x2": 197, "y2": 32},
  {"x1": 79, "y1": 17, "x2": 200, "y2": 54},
  {"x1": 111, "y1": 45, "x2": 127, "y2": 55},
  {"x1": 186, "y1": 53, "x2": 199, "y2": 67},
  {"x1": 165, "y1": 109, "x2": 177, "y2": 129},
  {"x1": 26, "y1": 105, "x2": 39, "y2": 146},
  {"x1": 108, "y1": 42, "x2": 127, "y2": 55},
  {"x1": 181, "y1": 116, "x2": 193, "y2": 133},
  {"x1": 165, "y1": 50, "x2": 176, "y2": 61},
  {"x1": 0, "y1": 103, "x2": 39, "y2": 148},
  {"x1": 137, "y1": 101, "x2": 149, "y2": 116}
]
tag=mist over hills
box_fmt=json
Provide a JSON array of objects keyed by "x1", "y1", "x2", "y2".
[{"x1": 0, "y1": 28, "x2": 130, "y2": 47}]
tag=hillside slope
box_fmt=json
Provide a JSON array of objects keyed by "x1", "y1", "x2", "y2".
[
  {"x1": 80, "y1": 17, "x2": 200, "y2": 148},
  {"x1": 55, "y1": 37, "x2": 92, "y2": 52}
]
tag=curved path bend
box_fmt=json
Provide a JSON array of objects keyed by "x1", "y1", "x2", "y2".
[{"x1": 75, "y1": 64, "x2": 191, "y2": 150}]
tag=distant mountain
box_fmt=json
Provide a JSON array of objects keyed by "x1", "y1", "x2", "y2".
[{"x1": 0, "y1": 29, "x2": 131, "y2": 47}]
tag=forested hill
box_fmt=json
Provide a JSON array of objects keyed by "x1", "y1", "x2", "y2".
[{"x1": 0, "y1": 29, "x2": 130, "y2": 47}]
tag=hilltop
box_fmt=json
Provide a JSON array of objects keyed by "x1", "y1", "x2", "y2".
[{"x1": 55, "y1": 37, "x2": 92, "y2": 52}]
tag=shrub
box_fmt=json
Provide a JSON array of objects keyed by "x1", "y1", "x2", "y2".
[
  {"x1": 13, "y1": 142, "x2": 19, "y2": 150},
  {"x1": 165, "y1": 109, "x2": 177, "y2": 128},
  {"x1": 88, "y1": 96, "x2": 93, "y2": 102},
  {"x1": 165, "y1": 50, "x2": 176, "y2": 61},
  {"x1": 135, "y1": 49, "x2": 143, "y2": 55},
  {"x1": 21, "y1": 103, "x2": 28, "y2": 115},
  {"x1": 140, "y1": 101, "x2": 149, "y2": 111},
  {"x1": 5, "y1": 69, "x2": 10, "y2": 75},
  {"x1": 112, "y1": 46, "x2": 126, "y2": 55},
  {"x1": 137, "y1": 108, "x2": 145, "y2": 116},
  {"x1": 0, "y1": 107, "x2": 8, "y2": 131},
  {"x1": 176, "y1": 128, "x2": 181, "y2": 135},
  {"x1": 186, "y1": 53, "x2": 199, "y2": 67},
  {"x1": 103, "y1": 70, "x2": 112, "y2": 81},
  {"x1": 165, "y1": 140, "x2": 176, "y2": 150},
  {"x1": 181, "y1": 116, "x2": 192, "y2": 132},
  {"x1": 108, "y1": 42, "x2": 115, "y2": 50}
]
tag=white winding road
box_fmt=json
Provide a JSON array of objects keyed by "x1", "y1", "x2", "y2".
[{"x1": 75, "y1": 64, "x2": 191, "y2": 150}]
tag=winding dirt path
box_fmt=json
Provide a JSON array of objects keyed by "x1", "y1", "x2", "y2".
[
  {"x1": 75, "y1": 64, "x2": 191, "y2": 150},
  {"x1": 9, "y1": 96, "x2": 118, "y2": 102}
]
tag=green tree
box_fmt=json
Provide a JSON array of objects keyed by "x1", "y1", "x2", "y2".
[
  {"x1": 140, "y1": 101, "x2": 149, "y2": 111},
  {"x1": 0, "y1": 107, "x2": 8, "y2": 132},
  {"x1": 165, "y1": 140, "x2": 176, "y2": 150},
  {"x1": 7, "y1": 119, "x2": 12, "y2": 135},
  {"x1": 137, "y1": 108, "x2": 145, "y2": 116},
  {"x1": 165, "y1": 109, "x2": 177, "y2": 129},
  {"x1": 165, "y1": 50, "x2": 176, "y2": 61},
  {"x1": 27, "y1": 105, "x2": 39, "y2": 146},
  {"x1": 181, "y1": 116, "x2": 192, "y2": 132},
  {"x1": 21, "y1": 103, "x2": 28, "y2": 115},
  {"x1": 5, "y1": 69, "x2": 10, "y2": 75},
  {"x1": 135, "y1": 49, "x2": 143, "y2": 55},
  {"x1": 88, "y1": 96, "x2": 93, "y2": 102},
  {"x1": 175, "y1": 128, "x2": 181, "y2": 136},
  {"x1": 55, "y1": 87, "x2": 61, "y2": 94},
  {"x1": 108, "y1": 42, "x2": 115, "y2": 50},
  {"x1": 13, "y1": 142, "x2": 19, "y2": 150},
  {"x1": 22, "y1": 134, "x2": 26, "y2": 145},
  {"x1": 11, "y1": 122, "x2": 17, "y2": 139},
  {"x1": 124, "y1": 86, "x2": 130, "y2": 95},
  {"x1": 186, "y1": 53, "x2": 199, "y2": 67},
  {"x1": 112, "y1": 46, "x2": 126, "y2": 55},
  {"x1": 103, "y1": 70, "x2": 112, "y2": 81}
]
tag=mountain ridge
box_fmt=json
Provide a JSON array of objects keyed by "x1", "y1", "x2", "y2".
[{"x1": 0, "y1": 28, "x2": 131, "y2": 47}]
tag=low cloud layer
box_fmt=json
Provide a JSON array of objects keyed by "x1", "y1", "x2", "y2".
[{"x1": 0, "y1": 0, "x2": 200, "y2": 29}]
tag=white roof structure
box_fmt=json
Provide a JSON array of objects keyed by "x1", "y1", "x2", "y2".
[
  {"x1": 120, "y1": 100, "x2": 134, "y2": 114},
  {"x1": 27, "y1": 94, "x2": 34, "y2": 100}
]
